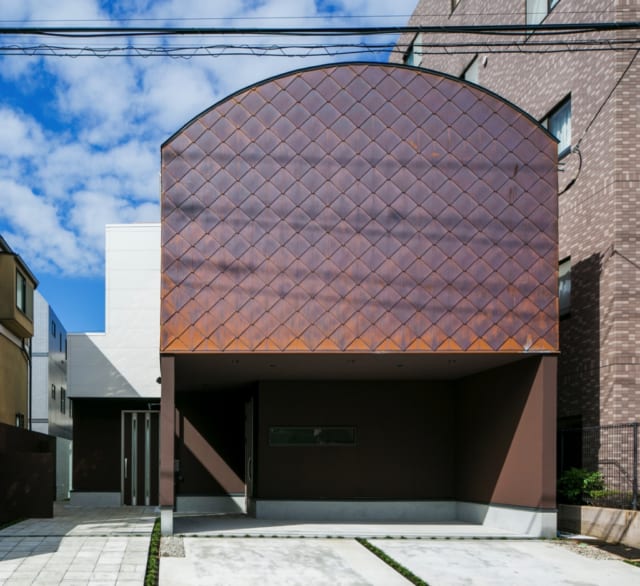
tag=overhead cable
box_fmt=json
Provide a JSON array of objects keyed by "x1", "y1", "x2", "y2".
[
  {"x1": 0, "y1": 21, "x2": 639, "y2": 38},
  {"x1": 1, "y1": 38, "x2": 638, "y2": 58}
]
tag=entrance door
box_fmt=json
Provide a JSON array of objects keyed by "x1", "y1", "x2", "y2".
[
  {"x1": 122, "y1": 411, "x2": 159, "y2": 506},
  {"x1": 245, "y1": 398, "x2": 255, "y2": 515}
]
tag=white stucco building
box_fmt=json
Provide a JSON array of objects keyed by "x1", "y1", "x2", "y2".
[{"x1": 68, "y1": 223, "x2": 161, "y2": 506}]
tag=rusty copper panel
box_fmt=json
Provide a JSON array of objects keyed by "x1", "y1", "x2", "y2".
[{"x1": 161, "y1": 63, "x2": 558, "y2": 354}]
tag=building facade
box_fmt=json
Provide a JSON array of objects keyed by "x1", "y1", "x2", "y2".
[
  {"x1": 0, "y1": 235, "x2": 56, "y2": 524},
  {"x1": 0, "y1": 235, "x2": 38, "y2": 428},
  {"x1": 32, "y1": 290, "x2": 73, "y2": 500},
  {"x1": 159, "y1": 62, "x2": 559, "y2": 536},
  {"x1": 68, "y1": 224, "x2": 160, "y2": 506},
  {"x1": 392, "y1": 1, "x2": 640, "y2": 431}
]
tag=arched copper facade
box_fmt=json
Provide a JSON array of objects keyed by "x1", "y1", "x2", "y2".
[{"x1": 161, "y1": 63, "x2": 558, "y2": 354}]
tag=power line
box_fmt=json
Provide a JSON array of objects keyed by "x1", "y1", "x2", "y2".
[
  {"x1": 1, "y1": 22, "x2": 638, "y2": 59},
  {"x1": 1, "y1": 22, "x2": 640, "y2": 38},
  {"x1": 1, "y1": 37, "x2": 638, "y2": 59}
]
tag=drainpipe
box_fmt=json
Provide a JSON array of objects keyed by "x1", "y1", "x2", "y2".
[
  {"x1": 633, "y1": 422, "x2": 638, "y2": 511},
  {"x1": 28, "y1": 338, "x2": 32, "y2": 431},
  {"x1": 21, "y1": 337, "x2": 32, "y2": 430}
]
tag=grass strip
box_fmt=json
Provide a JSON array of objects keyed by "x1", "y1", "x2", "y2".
[
  {"x1": 144, "y1": 518, "x2": 161, "y2": 586},
  {"x1": 356, "y1": 538, "x2": 429, "y2": 586}
]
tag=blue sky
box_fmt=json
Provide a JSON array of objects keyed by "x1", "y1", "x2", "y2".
[{"x1": 0, "y1": 0, "x2": 418, "y2": 333}]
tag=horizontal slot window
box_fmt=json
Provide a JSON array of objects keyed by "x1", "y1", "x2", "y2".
[{"x1": 269, "y1": 426, "x2": 356, "y2": 446}]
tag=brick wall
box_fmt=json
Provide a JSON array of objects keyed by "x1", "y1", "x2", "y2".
[{"x1": 393, "y1": 0, "x2": 640, "y2": 425}]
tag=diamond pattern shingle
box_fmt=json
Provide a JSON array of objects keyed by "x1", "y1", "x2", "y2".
[{"x1": 161, "y1": 63, "x2": 559, "y2": 354}]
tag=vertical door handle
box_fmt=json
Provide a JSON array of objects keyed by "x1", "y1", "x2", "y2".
[{"x1": 124, "y1": 457, "x2": 128, "y2": 479}]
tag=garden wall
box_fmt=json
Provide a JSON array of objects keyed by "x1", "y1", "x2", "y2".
[
  {"x1": 559, "y1": 504, "x2": 640, "y2": 547},
  {"x1": 0, "y1": 422, "x2": 55, "y2": 524}
]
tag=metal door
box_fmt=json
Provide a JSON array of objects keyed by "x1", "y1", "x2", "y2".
[{"x1": 122, "y1": 411, "x2": 159, "y2": 506}]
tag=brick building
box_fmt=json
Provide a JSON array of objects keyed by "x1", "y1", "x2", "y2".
[{"x1": 392, "y1": 0, "x2": 640, "y2": 432}]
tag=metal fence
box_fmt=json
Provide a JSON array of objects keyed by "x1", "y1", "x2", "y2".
[{"x1": 558, "y1": 422, "x2": 639, "y2": 510}]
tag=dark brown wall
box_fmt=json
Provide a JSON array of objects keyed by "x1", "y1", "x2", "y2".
[
  {"x1": 166, "y1": 359, "x2": 556, "y2": 506},
  {"x1": 256, "y1": 381, "x2": 454, "y2": 499},
  {"x1": 455, "y1": 356, "x2": 557, "y2": 509},
  {"x1": 73, "y1": 398, "x2": 150, "y2": 493},
  {"x1": 174, "y1": 391, "x2": 245, "y2": 496},
  {"x1": 0, "y1": 422, "x2": 55, "y2": 523}
]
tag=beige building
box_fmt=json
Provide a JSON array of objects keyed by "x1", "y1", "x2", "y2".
[
  {"x1": 392, "y1": 0, "x2": 640, "y2": 432},
  {"x1": 0, "y1": 235, "x2": 38, "y2": 428}
]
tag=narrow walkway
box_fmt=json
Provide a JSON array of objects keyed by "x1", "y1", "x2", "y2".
[{"x1": 0, "y1": 503, "x2": 156, "y2": 586}]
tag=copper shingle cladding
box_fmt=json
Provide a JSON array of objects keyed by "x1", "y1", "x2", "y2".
[{"x1": 161, "y1": 63, "x2": 558, "y2": 354}]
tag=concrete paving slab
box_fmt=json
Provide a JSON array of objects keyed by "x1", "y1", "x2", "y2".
[
  {"x1": 160, "y1": 537, "x2": 411, "y2": 586},
  {"x1": 371, "y1": 539, "x2": 640, "y2": 586},
  {"x1": 0, "y1": 504, "x2": 154, "y2": 586}
]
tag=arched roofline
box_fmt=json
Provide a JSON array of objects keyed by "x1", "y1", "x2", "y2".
[{"x1": 162, "y1": 60, "x2": 558, "y2": 148}]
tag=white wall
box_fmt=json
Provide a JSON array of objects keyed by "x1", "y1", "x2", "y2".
[
  {"x1": 56, "y1": 437, "x2": 72, "y2": 500},
  {"x1": 31, "y1": 291, "x2": 50, "y2": 432},
  {"x1": 32, "y1": 291, "x2": 50, "y2": 355},
  {"x1": 30, "y1": 352, "x2": 49, "y2": 433},
  {"x1": 68, "y1": 224, "x2": 161, "y2": 399}
]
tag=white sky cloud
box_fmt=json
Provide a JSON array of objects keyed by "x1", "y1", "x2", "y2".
[
  {"x1": 51, "y1": 57, "x2": 141, "y2": 146},
  {"x1": 0, "y1": 0, "x2": 418, "y2": 280},
  {"x1": 8, "y1": 0, "x2": 105, "y2": 22},
  {"x1": 0, "y1": 179, "x2": 100, "y2": 275},
  {"x1": 0, "y1": 107, "x2": 46, "y2": 157},
  {"x1": 140, "y1": 61, "x2": 219, "y2": 133}
]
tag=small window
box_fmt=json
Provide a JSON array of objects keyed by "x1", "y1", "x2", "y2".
[
  {"x1": 542, "y1": 97, "x2": 571, "y2": 158},
  {"x1": 51, "y1": 384, "x2": 56, "y2": 399},
  {"x1": 527, "y1": 0, "x2": 558, "y2": 25},
  {"x1": 269, "y1": 426, "x2": 356, "y2": 446},
  {"x1": 15, "y1": 413, "x2": 25, "y2": 428},
  {"x1": 462, "y1": 56, "x2": 479, "y2": 84},
  {"x1": 59, "y1": 332, "x2": 62, "y2": 352},
  {"x1": 404, "y1": 33, "x2": 423, "y2": 67},
  {"x1": 16, "y1": 270, "x2": 26, "y2": 313},
  {"x1": 559, "y1": 257, "x2": 571, "y2": 317},
  {"x1": 51, "y1": 320, "x2": 56, "y2": 337},
  {"x1": 60, "y1": 387, "x2": 66, "y2": 414}
]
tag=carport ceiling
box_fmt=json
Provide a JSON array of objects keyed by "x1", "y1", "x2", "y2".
[{"x1": 171, "y1": 352, "x2": 538, "y2": 392}]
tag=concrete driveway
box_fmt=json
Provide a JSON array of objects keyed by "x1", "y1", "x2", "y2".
[
  {"x1": 160, "y1": 535, "x2": 640, "y2": 586},
  {"x1": 372, "y1": 539, "x2": 640, "y2": 586},
  {"x1": 161, "y1": 537, "x2": 410, "y2": 586}
]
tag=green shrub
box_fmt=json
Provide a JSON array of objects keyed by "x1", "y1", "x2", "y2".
[
  {"x1": 558, "y1": 468, "x2": 605, "y2": 505},
  {"x1": 588, "y1": 489, "x2": 635, "y2": 508}
]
